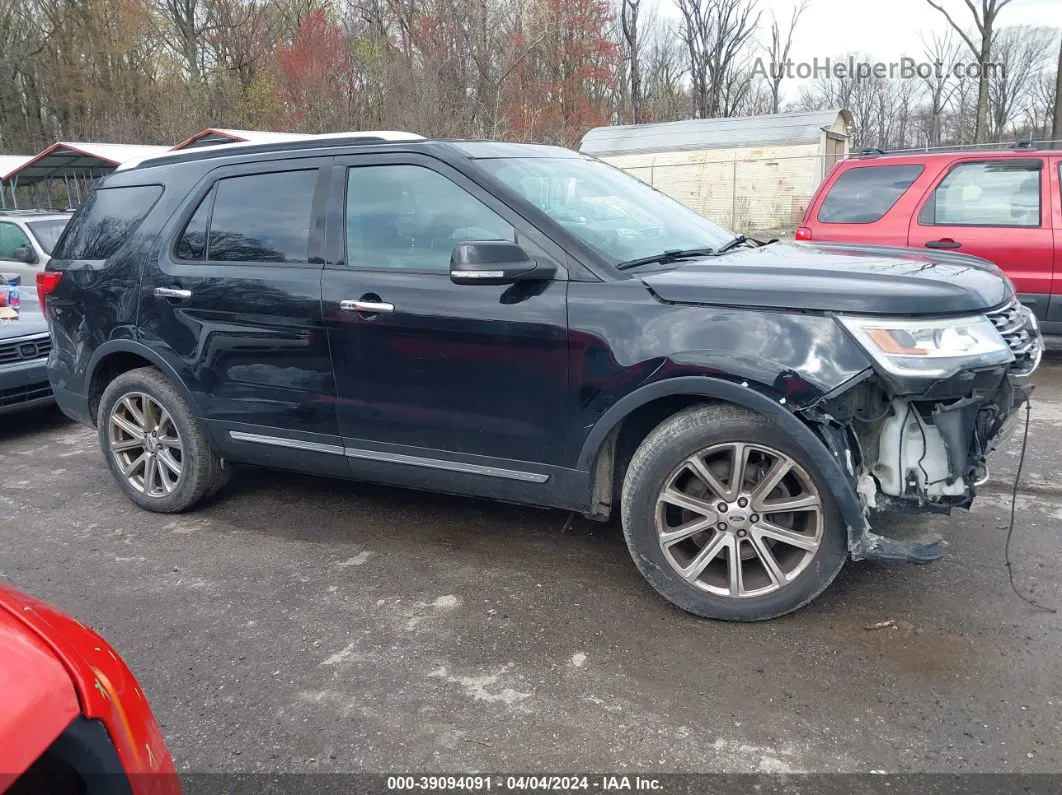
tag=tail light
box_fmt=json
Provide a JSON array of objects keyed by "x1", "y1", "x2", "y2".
[
  {"x1": 795, "y1": 227, "x2": 812, "y2": 241},
  {"x1": 36, "y1": 271, "x2": 63, "y2": 315}
]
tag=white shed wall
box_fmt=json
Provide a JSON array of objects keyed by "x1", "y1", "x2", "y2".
[{"x1": 602, "y1": 142, "x2": 823, "y2": 232}]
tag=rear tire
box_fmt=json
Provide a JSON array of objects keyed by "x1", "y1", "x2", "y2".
[
  {"x1": 97, "y1": 367, "x2": 228, "y2": 513},
  {"x1": 621, "y1": 403, "x2": 847, "y2": 621}
]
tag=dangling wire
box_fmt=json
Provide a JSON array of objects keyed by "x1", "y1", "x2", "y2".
[{"x1": 1004, "y1": 399, "x2": 1056, "y2": 614}]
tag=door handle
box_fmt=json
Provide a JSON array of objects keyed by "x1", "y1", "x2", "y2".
[
  {"x1": 153, "y1": 286, "x2": 193, "y2": 300},
  {"x1": 925, "y1": 239, "x2": 961, "y2": 250},
  {"x1": 340, "y1": 299, "x2": 394, "y2": 313}
]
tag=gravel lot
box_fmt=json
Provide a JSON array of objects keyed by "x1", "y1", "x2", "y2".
[{"x1": 2, "y1": 360, "x2": 1061, "y2": 775}]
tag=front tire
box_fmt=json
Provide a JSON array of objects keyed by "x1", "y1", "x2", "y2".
[
  {"x1": 621, "y1": 403, "x2": 847, "y2": 621},
  {"x1": 97, "y1": 367, "x2": 228, "y2": 513}
]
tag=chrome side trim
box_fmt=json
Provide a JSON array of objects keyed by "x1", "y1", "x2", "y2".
[
  {"x1": 344, "y1": 447, "x2": 549, "y2": 483},
  {"x1": 228, "y1": 431, "x2": 550, "y2": 483},
  {"x1": 229, "y1": 431, "x2": 344, "y2": 456}
]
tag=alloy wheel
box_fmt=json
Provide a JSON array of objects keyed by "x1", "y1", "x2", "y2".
[
  {"x1": 654, "y1": 442, "x2": 823, "y2": 598},
  {"x1": 108, "y1": 392, "x2": 184, "y2": 497}
]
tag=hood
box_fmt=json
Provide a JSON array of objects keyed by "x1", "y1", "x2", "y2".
[
  {"x1": 0, "y1": 286, "x2": 48, "y2": 339},
  {"x1": 641, "y1": 242, "x2": 1012, "y2": 316},
  {"x1": 0, "y1": 583, "x2": 180, "y2": 787},
  {"x1": 0, "y1": 590, "x2": 81, "y2": 779}
]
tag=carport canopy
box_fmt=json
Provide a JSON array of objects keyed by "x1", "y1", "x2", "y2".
[
  {"x1": 4, "y1": 142, "x2": 171, "y2": 187},
  {"x1": 0, "y1": 155, "x2": 32, "y2": 181},
  {"x1": 171, "y1": 128, "x2": 312, "y2": 150}
]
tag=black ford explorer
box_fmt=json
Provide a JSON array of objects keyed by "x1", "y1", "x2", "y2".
[{"x1": 40, "y1": 134, "x2": 1041, "y2": 621}]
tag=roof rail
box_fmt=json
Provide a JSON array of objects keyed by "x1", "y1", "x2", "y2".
[
  {"x1": 1014, "y1": 140, "x2": 1036, "y2": 150},
  {"x1": 859, "y1": 147, "x2": 887, "y2": 156},
  {"x1": 118, "y1": 131, "x2": 426, "y2": 172}
]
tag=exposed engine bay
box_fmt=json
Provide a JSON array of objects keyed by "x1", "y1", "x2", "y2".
[
  {"x1": 801, "y1": 300, "x2": 1040, "y2": 564},
  {"x1": 845, "y1": 375, "x2": 1026, "y2": 509}
]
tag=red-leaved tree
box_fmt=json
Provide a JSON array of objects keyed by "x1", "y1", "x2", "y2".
[
  {"x1": 275, "y1": 9, "x2": 353, "y2": 132},
  {"x1": 505, "y1": 0, "x2": 619, "y2": 146}
]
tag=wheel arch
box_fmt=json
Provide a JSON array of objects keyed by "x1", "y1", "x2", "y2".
[
  {"x1": 580, "y1": 376, "x2": 867, "y2": 540},
  {"x1": 86, "y1": 341, "x2": 202, "y2": 428}
]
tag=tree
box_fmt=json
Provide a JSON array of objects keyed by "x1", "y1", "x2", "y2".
[
  {"x1": 987, "y1": 26, "x2": 1055, "y2": 139},
  {"x1": 153, "y1": 0, "x2": 204, "y2": 82},
  {"x1": 918, "y1": 31, "x2": 962, "y2": 146},
  {"x1": 676, "y1": 0, "x2": 760, "y2": 119},
  {"x1": 641, "y1": 18, "x2": 687, "y2": 122},
  {"x1": 275, "y1": 9, "x2": 351, "y2": 132},
  {"x1": 700, "y1": 0, "x2": 760, "y2": 118},
  {"x1": 506, "y1": 0, "x2": 618, "y2": 145},
  {"x1": 924, "y1": 0, "x2": 1013, "y2": 143},
  {"x1": 796, "y1": 51, "x2": 911, "y2": 149},
  {"x1": 762, "y1": 0, "x2": 807, "y2": 114},
  {"x1": 619, "y1": 0, "x2": 642, "y2": 122}
]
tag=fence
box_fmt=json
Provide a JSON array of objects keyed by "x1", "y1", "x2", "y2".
[
  {"x1": 612, "y1": 138, "x2": 1062, "y2": 237},
  {"x1": 620, "y1": 152, "x2": 840, "y2": 236}
]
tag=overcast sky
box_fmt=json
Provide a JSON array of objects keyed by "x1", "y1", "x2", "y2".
[{"x1": 655, "y1": 0, "x2": 1061, "y2": 101}]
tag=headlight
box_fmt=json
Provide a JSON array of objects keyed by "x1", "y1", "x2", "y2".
[{"x1": 838, "y1": 314, "x2": 1013, "y2": 378}]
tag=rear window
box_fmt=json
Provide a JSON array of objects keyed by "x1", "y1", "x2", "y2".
[
  {"x1": 817, "y1": 164, "x2": 924, "y2": 224},
  {"x1": 54, "y1": 185, "x2": 163, "y2": 259},
  {"x1": 175, "y1": 170, "x2": 317, "y2": 264}
]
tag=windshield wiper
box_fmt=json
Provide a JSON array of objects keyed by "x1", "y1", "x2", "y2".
[
  {"x1": 616, "y1": 247, "x2": 716, "y2": 270},
  {"x1": 712, "y1": 234, "x2": 780, "y2": 254},
  {"x1": 713, "y1": 235, "x2": 748, "y2": 255}
]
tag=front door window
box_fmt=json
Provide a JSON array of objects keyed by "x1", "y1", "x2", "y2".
[
  {"x1": 0, "y1": 222, "x2": 32, "y2": 261},
  {"x1": 344, "y1": 164, "x2": 514, "y2": 270},
  {"x1": 920, "y1": 161, "x2": 1042, "y2": 228}
]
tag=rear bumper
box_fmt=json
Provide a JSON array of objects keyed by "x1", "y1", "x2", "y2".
[
  {"x1": 52, "y1": 384, "x2": 93, "y2": 426},
  {"x1": 0, "y1": 358, "x2": 53, "y2": 415}
]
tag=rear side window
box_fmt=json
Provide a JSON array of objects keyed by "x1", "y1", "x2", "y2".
[
  {"x1": 176, "y1": 189, "x2": 211, "y2": 261},
  {"x1": 176, "y1": 170, "x2": 317, "y2": 263},
  {"x1": 817, "y1": 165, "x2": 923, "y2": 224},
  {"x1": 27, "y1": 219, "x2": 69, "y2": 254},
  {"x1": 54, "y1": 185, "x2": 163, "y2": 259},
  {"x1": 920, "y1": 160, "x2": 1042, "y2": 227}
]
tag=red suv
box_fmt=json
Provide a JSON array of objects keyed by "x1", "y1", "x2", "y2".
[{"x1": 798, "y1": 149, "x2": 1061, "y2": 332}]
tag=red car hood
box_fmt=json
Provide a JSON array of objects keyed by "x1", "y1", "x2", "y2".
[
  {"x1": 0, "y1": 607, "x2": 81, "y2": 781},
  {"x1": 0, "y1": 583, "x2": 179, "y2": 794}
]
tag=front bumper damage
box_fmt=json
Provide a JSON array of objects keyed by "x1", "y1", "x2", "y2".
[{"x1": 802, "y1": 301, "x2": 1040, "y2": 564}]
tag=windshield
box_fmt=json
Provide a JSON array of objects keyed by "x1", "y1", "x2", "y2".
[
  {"x1": 476, "y1": 156, "x2": 733, "y2": 265},
  {"x1": 26, "y1": 219, "x2": 69, "y2": 254}
]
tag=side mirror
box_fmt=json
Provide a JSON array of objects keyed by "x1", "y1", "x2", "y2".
[
  {"x1": 450, "y1": 241, "x2": 556, "y2": 285},
  {"x1": 12, "y1": 246, "x2": 37, "y2": 265}
]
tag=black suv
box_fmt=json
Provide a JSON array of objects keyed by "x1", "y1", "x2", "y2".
[{"x1": 41, "y1": 134, "x2": 1041, "y2": 620}]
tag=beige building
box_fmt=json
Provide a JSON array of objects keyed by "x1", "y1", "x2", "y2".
[{"x1": 579, "y1": 109, "x2": 852, "y2": 233}]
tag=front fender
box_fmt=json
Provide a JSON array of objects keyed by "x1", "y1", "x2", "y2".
[{"x1": 577, "y1": 374, "x2": 870, "y2": 546}]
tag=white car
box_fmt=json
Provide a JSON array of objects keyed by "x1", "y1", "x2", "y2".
[{"x1": 0, "y1": 210, "x2": 72, "y2": 282}]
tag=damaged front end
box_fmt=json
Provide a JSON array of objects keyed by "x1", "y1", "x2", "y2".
[{"x1": 804, "y1": 299, "x2": 1040, "y2": 564}]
